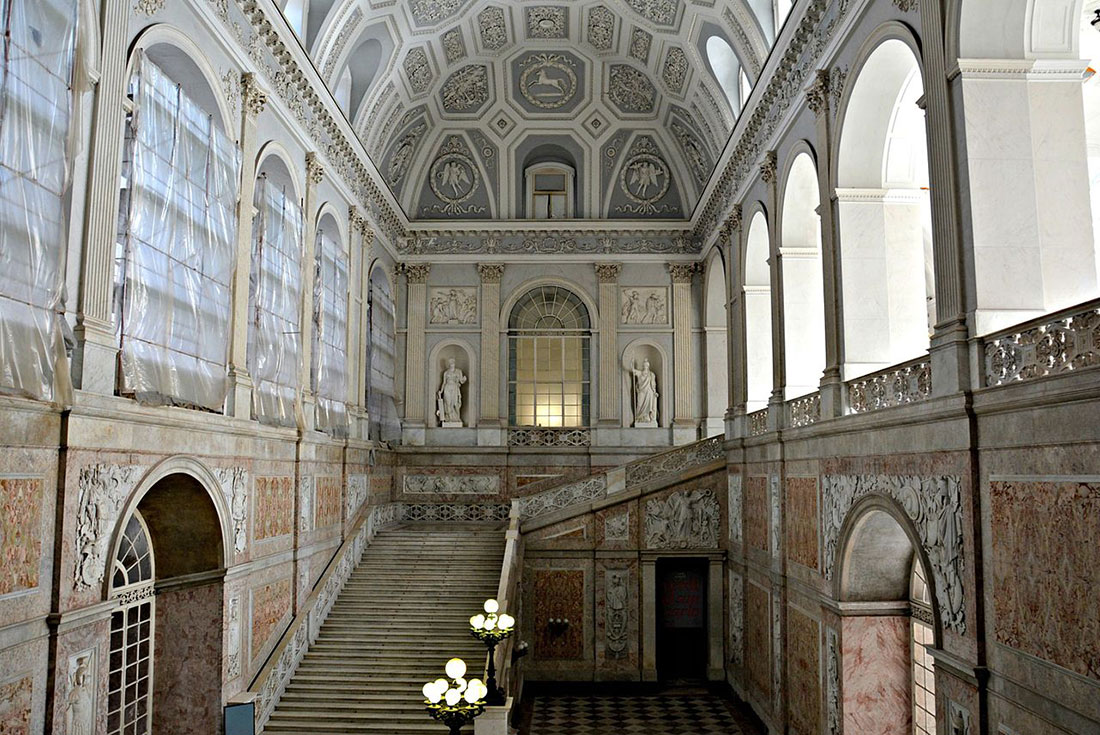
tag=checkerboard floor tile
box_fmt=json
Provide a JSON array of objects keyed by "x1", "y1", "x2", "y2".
[{"x1": 529, "y1": 691, "x2": 751, "y2": 735}]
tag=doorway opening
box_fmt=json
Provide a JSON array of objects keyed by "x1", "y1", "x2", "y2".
[{"x1": 656, "y1": 558, "x2": 709, "y2": 682}]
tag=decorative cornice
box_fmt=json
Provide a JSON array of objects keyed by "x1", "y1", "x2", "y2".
[
  {"x1": 306, "y1": 152, "x2": 324, "y2": 186},
  {"x1": 892, "y1": 0, "x2": 918, "y2": 11},
  {"x1": 134, "y1": 0, "x2": 164, "y2": 16},
  {"x1": 241, "y1": 72, "x2": 267, "y2": 118},
  {"x1": 806, "y1": 69, "x2": 830, "y2": 117},
  {"x1": 594, "y1": 263, "x2": 622, "y2": 283},
  {"x1": 477, "y1": 264, "x2": 506, "y2": 283},
  {"x1": 400, "y1": 263, "x2": 432, "y2": 283},
  {"x1": 668, "y1": 262, "x2": 701, "y2": 283}
]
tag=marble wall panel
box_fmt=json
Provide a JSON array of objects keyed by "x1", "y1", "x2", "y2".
[
  {"x1": 370, "y1": 473, "x2": 393, "y2": 503},
  {"x1": 0, "y1": 477, "x2": 44, "y2": 597},
  {"x1": 745, "y1": 476, "x2": 769, "y2": 553},
  {"x1": 787, "y1": 606, "x2": 820, "y2": 735},
  {"x1": 525, "y1": 516, "x2": 595, "y2": 551},
  {"x1": 746, "y1": 581, "x2": 772, "y2": 701},
  {"x1": 595, "y1": 560, "x2": 639, "y2": 675},
  {"x1": 842, "y1": 616, "x2": 911, "y2": 735},
  {"x1": 990, "y1": 479, "x2": 1100, "y2": 682},
  {"x1": 532, "y1": 569, "x2": 586, "y2": 660},
  {"x1": 153, "y1": 582, "x2": 224, "y2": 734},
  {"x1": 0, "y1": 674, "x2": 33, "y2": 734},
  {"x1": 251, "y1": 577, "x2": 292, "y2": 663},
  {"x1": 314, "y1": 475, "x2": 343, "y2": 529},
  {"x1": 785, "y1": 476, "x2": 819, "y2": 571},
  {"x1": 595, "y1": 501, "x2": 638, "y2": 550},
  {"x1": 254, "y1": 476, "x2": 293, "y2": 540}
]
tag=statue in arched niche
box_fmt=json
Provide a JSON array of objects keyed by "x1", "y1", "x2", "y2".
[
  {"x1": 629, "y1": 358, "x2": 658, "y2": 427},
  {"x1": 437, "y1": 357, "x2": 467, "y2": 427}
]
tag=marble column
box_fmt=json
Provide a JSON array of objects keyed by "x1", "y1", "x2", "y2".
[
  {"x1": 71, "y1": 0, "x2": 131, "y2": 393},
  {"x1": 668, "y1": 262, "x2": 699, "y2": 443},
  {"x1": 721, "y1": 208, "x2": 746, "y2": 437},
  {"x1": 595, "y1": 263, "x2": 622, "y2": 428},
  {"x1": 402, "y1": 263, "x2": 431, "y2": 445},
  {"x1": 299, "y1": 152, "x2": 324, "y2": 431},
  {"x1": 808, "y1": 69, "x2": 845, "y2": 419},
  {"x1": 477, "y1": 263, "x2": 505, "y2": 444},
  {"x1": 761, "y1": 151, "x2": 784, "y2": 432},
  {"x1": 225, "y1": 74, "x2": 266, "y2": 419}
]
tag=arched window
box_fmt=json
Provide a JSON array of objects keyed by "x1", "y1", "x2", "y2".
[
  {"x1": 774, "y1": 0, "x2": 793, "y2": 30},
  {"x1": 508, "y1": 286, "x2": 591, "y2": 427},
  {"x1": 116, "y1": 51, "x2": 240, "y2": 411},
  {"x1": 312, "y1": 218, "x2": 349, "y2": 436},
  {"x1": 335, "y1": 66, "x2": 352, "y2": 115},
  {"x1": 367, "y1": 267, "x2": 399, "y2": 442},
  {"x1": 703, "y1": 251, "x2": 729, "y2": 435},
  {"x1": 526, "y1": 162, "x2": 575, "y2": 219},
  {"x1": 836, "y1": 40, "x2": 933, "y2": 378},
  {"x1": 338, "y1": 35, "x2": 384, "y2": 119},
  {"x1": 744, "y1": 211, "x2": 773, "y2": 411},
  {"x1": 740, "y1": 70, "x2": 752, "y2": 109},
  {"x1": 108, "y1": 510, "x2": 156, "y2": 734},
  {"x1": 705, "y1": 35, "x2": 742, "y2": 112},
  {"x1": 780, "y1": 153, "x2": 826, "y2": 398},
  {"x1": 248, "y1": 162, "x2": 303, "y2": 427},
  {"x1": 910, "y1": 559, "x2": 936, "y2": 735},
  {"x1": 282, "y1": 0, "x2": 306, "y2": 35}
]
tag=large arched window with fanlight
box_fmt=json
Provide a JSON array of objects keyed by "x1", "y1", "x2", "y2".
[{"x1": 508, "y1": 286, "x2": 591, "y2": 427}]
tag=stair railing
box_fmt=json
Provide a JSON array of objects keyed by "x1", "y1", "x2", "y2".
[{"x1": 487, "y1": 501, "x2": 525, "y2": 707}]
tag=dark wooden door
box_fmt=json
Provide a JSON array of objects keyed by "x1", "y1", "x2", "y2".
[{"x1": 656, "y1": 558, "x2": 708, "y2": 682}]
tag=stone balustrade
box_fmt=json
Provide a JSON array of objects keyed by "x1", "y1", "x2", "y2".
[
  {"x1": 747, "y1": 408, "x2": 769, "y2": 436},
  {"x1": 983, "y1": 298, "x2": 1100, "y2": 387},
  {"x1": 788, "y1": 392, "x2": 821, "y2": 428},
  {"x1": 846, "y1": 357, "x2": 931, "y2": 414}
]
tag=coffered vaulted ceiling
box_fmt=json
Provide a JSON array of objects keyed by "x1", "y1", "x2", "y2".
[{"x1": 302, "y1": 0, "x2": 777, "y2": 222}]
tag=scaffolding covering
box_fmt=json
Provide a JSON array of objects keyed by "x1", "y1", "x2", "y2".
[
  {"x1": 312, "y1": 226, "x2": 348, "y2": 436},
  {"x1": 367, "y1": 270, "x2": 400, "y2": 443},
  {"x1": 248, "y1": 177, "x2": 303, "y2": 426},
  {"x1": 0, "y1": 0, "x2": 77, "y2": 402},
  {"x1": 117, "y1": 57, "x2": 240, "y2": 410}
]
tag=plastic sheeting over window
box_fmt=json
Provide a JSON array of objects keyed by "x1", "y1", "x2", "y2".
[
  {"x1": 367, "y1": 269, "x2": 399, "y2": 443},
  {"x1": 248, "y1": 177, "x2": 303, "y2": 426},
  {"x1": 0, "y1": 0, "x2": 77, "y2": 402},
  {"x1": 312, "y1": 227, "x2": 348, "y2": 436},
  {"x1": 117, "y1": 57, "x2": 240, "y2": 410}
]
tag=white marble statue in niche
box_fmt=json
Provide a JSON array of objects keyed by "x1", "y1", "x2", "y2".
[
  {"x1": 429, "y1": 288, "x2": 477, "y2": 324},
  {"x1": 437, "y1": 357, "x2": 467, "y2": 427},
  {"x1": 629, "y1": 358, "x2": 658, "y2": 427},
  {"x1": 65, "y1": 652, "x2": 94, "y2": 735}
]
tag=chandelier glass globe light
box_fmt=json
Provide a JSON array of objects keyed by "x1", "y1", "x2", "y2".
[
  {"x1": 469, "y1": 599, "x2": 515, "y2": 706},
  {"x1": 422, "y1": 658, "x2": 487, "y2": 735}
]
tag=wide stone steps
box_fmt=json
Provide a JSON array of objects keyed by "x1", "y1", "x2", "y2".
[{"x1": 262, "y1": 525, "x2": 504, "y2": 735}]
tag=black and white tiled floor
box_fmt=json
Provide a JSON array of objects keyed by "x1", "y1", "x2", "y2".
[{"x1": 526, "y1": 688, "x2": 761, "y2": 735}]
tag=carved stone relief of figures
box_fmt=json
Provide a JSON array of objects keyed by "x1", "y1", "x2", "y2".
[
  {"x1": 214, "y1": 467, "x2": 249, "y2": 553},
  {"x1": 620, "y1": 287, "x2": 667, "y2": 325},
  {"x1": 403, "y1": 474, "x2": 500, "y2": 495},
  {"x1": 729, "y1": 570, "x2": 743, "y2": 667},
  {"x1": 299, "y1": 476, "x2": 314, "y2": 534},
  {"x1": 769, "y1": 475, "x2": 781, "y2": 559},
  {"x1": 604, "y1": 511, "x2": 630, "y2": 541},
  {"x1": 645, "y1": 488, "x2": 719, "y2": 549},
  {"x1": 65, "y1": 649, "x2": 95, "y2": 735},
  {"x1": 346, "y1": 474, "x2": 368, "y2": 518},
  {"x1": 605, "y1": 568, "x2": 629, "y2": 658},
  {"x1": 821, "y1": 474, "x2": 968, "y2": 633},
  {"x1": 728, "y1": 474, "x2": 743, "y2": 549},
  {"x1": 74, "y1": 464, "x2": 147, "y2": 590},
  {"x1": 428, "y1": 287, "x2": 478, "y2": 325},
  {"x1": 227, "y1": 596, "x2": 242, "y2": 679}
]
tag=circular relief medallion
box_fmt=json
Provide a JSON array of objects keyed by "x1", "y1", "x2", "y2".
[
  {"x1": 620, "y1": 153, "x2": 670, "y2": 206},
  {"x1": 519, "y1": 54, "x2": 579, "y2": 110},
  {"x1": 429, "y1": 151, "x2": 480, "y2": 206}
]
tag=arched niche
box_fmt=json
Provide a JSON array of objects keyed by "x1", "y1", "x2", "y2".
[
  {"x1": 835, "y1": 35, "x2": 934, "y2": 377},
  {"x1": 779, "y1": 147, "x2": 825, "y2": 399},
  {"x1": 128, "y1": 29, "x2": 233, "y2": 134},
  {"x1": 255, "y1": 143, "x2": 302, "y2": 204},
  {"x1": 427, "y1": 339, "x2": 477, "y2": 428},
  {"x1": 743, "y1": 208, "x2": 773, "y2": 411},
  {"x1": 702, "y1": 248, "x2": 729, "y2": 435},
  {"x1": 621, "y1": 339, "x2": 668, "y2": 428}
]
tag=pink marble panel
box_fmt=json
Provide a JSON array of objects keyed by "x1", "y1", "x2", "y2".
[
  {"x1": 991, "y1": 480, "x2": 1100, "y2": 681},
  {"x1": 314, "y1": 475, "x2": 342, "y2": 528},
  {"x1": 842, "y1": 616, "x2": 911, "y2": 735},
  {"x1": 0, "y1": 477, "x2": 43, "y2": 596},
  {"x1": 252, "y1": 577, "x2": 292, "y2": 656},
  {"x1": 254, "y1": 476, "x2": 293, "y2": 540},
  {"x1": 745, "y1": 582, "x2": 771, "y2": 701},
  {"x1": 785, "y1": 477, "x2": 818, "y2": 571},
  {"x1": 745, "y1": 477, "x2": 769, "y2": 552},
  {"x1": 153, "y1": 582, "x2": 223, "y2": 734},
  {"x1": 787, "y1": 607, "x2": 820, "y2": 735},
  {"x1": 0, "y1": 674, "x2": 32, "y2": 734}
]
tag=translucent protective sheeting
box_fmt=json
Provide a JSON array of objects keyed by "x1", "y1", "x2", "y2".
[
  {"x1": 248, "y1": 177, "x2": 303, "y2": 427},
  {"x1": 118, "y1": 58, "x2": 240, "y2": 410},
  {"x1": 0, "y1": 0, "x2": 78, "y2": 403},
  {"x1": 367, "y1": 270, "x2": 400, "y2": 443},
  {"x1": 312, "y1": 227, "x2": 349, "y2": 436}
]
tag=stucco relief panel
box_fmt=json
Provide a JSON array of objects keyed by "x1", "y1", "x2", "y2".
[{"x1": 596, "y1": 561, "x2": 638, "y2": 670}]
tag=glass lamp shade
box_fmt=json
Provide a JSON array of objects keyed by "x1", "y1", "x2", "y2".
[
  {"x1": 498, "y1": 613, "x2": 515, "y2": 630},
  {"x1": 455, "y1": 677, "x2": 467, "y2": 693},
  {"x1": 445, "y1": 689, "x2": 461, "y2": 706},
  {"x1": 483, "y1": 616, "x2": 496, "y2": 631},
  {"x1": 484, "y1": 599, "x2": 499, "y2": 614},
  {"x1": 469, "y1": 614, "x2": 486, "y2": 629},
  {"x1": 445, "y1": 658, "x2": 467, "y2": 680},
  {"x1": 464, "y1": 687, "x2": 481, "y2": 704},
  {"x1": 423, "y1": 682, "x2": 444, "y2": 703},
  {"x1": 434, "y1": 678, "x2": 449, "y2": 692}
]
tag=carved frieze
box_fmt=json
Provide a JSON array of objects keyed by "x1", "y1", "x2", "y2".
[
  {"x1": 605, "y1": 568, "x2": 629, "y2": 658},
  {"x1": 403, "y1": 47, "x2": 434, "y2": 94},
  {"x1": 822, "y1": 474, "x2": 967, "y2": 633},
  {"x1": 662, "y1": 47, "x2": 688, "y2": 92},
  {"x1": 403, "y1": 474, "x2": 500, "y2": 495},
  {"x1": 213, "y1": 467, "x2": 249, "y2": 554},
  {"x1": 625, "y1": 0, "x2": 679, "y2": 27},
  {"x1": 428, "y1": 287, "x2": 478, "y2": 324},
  {"x1": 519, "y1": 476, "x2": 607, "y2": 519},
  {"x1": 604, "y1": 510, "x2": 630, "y2": 541},
  {"x1": 74, "y1": 463, "x2": 147, "y2": 590},
  {"x1": 227, "y1": 596, "x2": 242, "y2": 679},
  {"x1": 620, "y1": 287, "x2": 667, "y2": 325},
  {"x1": 346, "y1": 474, "x2": 368, "y2": 518},
  {"x1": 769, "y1": 475, "x2": 781, "y2": 558},
  {"x1": 477, "y1": 6, "x2": 508, "y2": 50},
  {"x1": 440, "y1": 65, "x2": 490, "y2": 113},
  {"x1": 299, "y1": 476, "x2": 314, "y2": 534},
  {"x1": 645, "y1": 488, "x2": 720, "y2": 549},
  {"x1": 826, "y1": 627, "x2": 840, "y2": 734}
]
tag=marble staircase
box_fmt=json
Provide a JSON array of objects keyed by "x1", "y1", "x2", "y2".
[{"x1": 262, "y1": 524, "x2": 506, "y2": 734}]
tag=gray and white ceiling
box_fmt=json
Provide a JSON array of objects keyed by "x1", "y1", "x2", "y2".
[{"x1": 298, "y1": 0, "x2": 777, "y2": 221}]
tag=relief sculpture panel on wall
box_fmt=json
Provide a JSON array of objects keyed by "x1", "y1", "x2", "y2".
[
  {"x1": 74, "y1": 464, "x2": 147, "y2": 590},
  {"x1": 429, "y1": 287, "x2": 477, "y2": 325},
  {"x1": 645, "y1": 487, "x2": 719, "y2": 549}
]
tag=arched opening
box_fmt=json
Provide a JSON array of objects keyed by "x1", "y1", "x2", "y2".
[
  {"x1": 282, "y1": 0, "x2": 306, "y2": 35},
  {"x1": 774, "y1": 0, "x2": 793, "y2": 30},
  {"x1": 115, "y1": 45, "x2": 240, "y2": 410},
  {"x1": 739, "y1": 69, "x2": 752, "y2": 109},
  {"x1": 838, "y1": 505, "x2": 939, "y2": 735},
  {"x1": 705, "y1": 35, "x2": 742, "y2": 113},
  {"x1": 248, "y1": 153, "x2": 304, "y2": 427},
  {"x1": 703, "y1": 250, "x2": 729, "y2": 434},
  {"x1": 836, "y1": 39, "x2": 934, "y2": 378},
  {"x1": 312, "y1": 212, "x2": 349, "y2": 437},
  {"x1": 109, "y1": 472, "x2": 226, "y2": 734},
  {"x1": 780, "y1": 152, "x2": 825, "y2": 398},
  {"x1": 340, "y1": 36, "x2": 384, "y2": 119},
  {"x1": 367, "y1": 265, "x2": 400, "y2": 443},
  {"x1": 507, "y1": 285, "x2": 591, "y2": 428},
  {"x1": 523, "y1": 144, "x2": 579, "y2": 219},
  {"x1": 743, "y1": 211, "x2": 773, "y2": 412}
]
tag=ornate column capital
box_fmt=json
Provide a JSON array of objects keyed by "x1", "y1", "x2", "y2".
[
  {"x1": 720, "y1": 205, "x2": 742, "y2": 244},
  {"x1": 594, "y1": 263, "x2": 622, "y2": 283},
  {"x1": 807, "y1": 69, "x2": 830, "y2": 117},
  {"x1": 400, "y1": 263, "x2": 431, "y2": 283},
  {"x1": 667, "y1": 262, "x2": 701, "y2": 284},
  {"x1": 306, "y1": 152, "x2": 324, "y2": 186},
  {"x1": 477, "y1": 263, "x2": 505, "y2": 283},
  {"x1": 242, "y1": 72, "x2": 267, "y2": 118},
  {"x1": 760, "y1": 150, "x2": 777, "y2": 184},
  {"x1": 893, "y1": 0, "x2": 918, "y2": 11}
]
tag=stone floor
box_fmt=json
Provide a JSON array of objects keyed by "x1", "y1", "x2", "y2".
[{"x1": 519, "y1": 684, "x2": 766, "y2": 735}]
